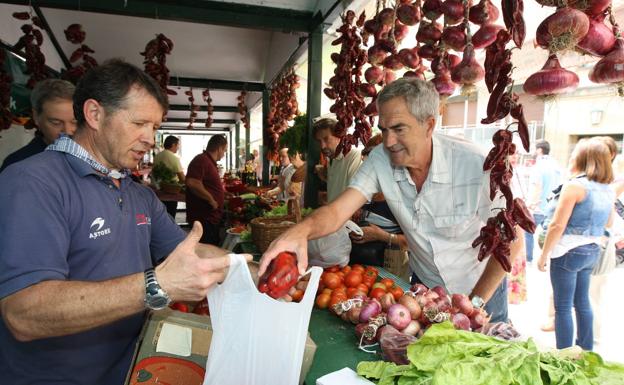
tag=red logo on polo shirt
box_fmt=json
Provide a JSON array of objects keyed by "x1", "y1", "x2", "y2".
[{"x1": 136, "y1": 213, "x2": 151, "y2": 226}]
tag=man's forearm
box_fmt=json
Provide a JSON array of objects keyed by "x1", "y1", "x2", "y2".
[{"x1": 1, "y1": 274, "x2": 145, "y2": 342}]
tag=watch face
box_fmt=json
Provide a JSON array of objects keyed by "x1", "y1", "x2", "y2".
[{"x1": 148, "y1": 296, "x2": 169, "y2": 309}]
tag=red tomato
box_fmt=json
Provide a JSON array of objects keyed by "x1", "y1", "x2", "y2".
[
  {"x1": 362, "y1": 276, "x2": 375, "y2": 288},
  {"x1": 292, "y1": 289, "x2": 304, "y2": 302},
  {"x1": 322, "y1": 288, "x2": 333, "y2": 296},
  {"x1": 381, "y1": 278, "x2": 395, "y2": 289},
  {"x1": 170, "y1": 302, "x2": 189, "y2": 313},
  {"x1": 351, "y1": 264, "x2": 365, "y2": 273},
  {"x1": 333, "y1": 285, "x2": 347, "y2": 295},
  {"x1": 344, "y1": 271, "x2": 363, "y2": 288},
  {"x1": 369, "y1": 287, "x2": 387, "y2": 300},
  {"x1": 372, "y1": 282, "x2": 387, "y2": 291},
  {"x1": 365, "y1": 266, "x2": 379, "y2": 275},
  {"x1": 316, "y1": 293, "x2": 331, "y2": 309},
  {"x1": 390, "y1": 285, "x2": 404, "y2": 301},
  {"x1": 336, "y1": 271, "x2": 345, "y2": 282},
  {"x1": 341, "y1": 265, "x2": 352, "y2": 274},
  {"x1": 323, "y1": 272, "x2": 341, "y2": 289},
  {"x1": 326, "y1": 265, "x2": 340, "y2": 273},
  {"x1": 363, "y1": 270, "x2": 378, "y2": 281},
  {"x1": 356, "y1": 283, "x2": 370, "y2": 294},
  {"x1": 347, "y1": 287, "x2": 359, "y2": 298}
]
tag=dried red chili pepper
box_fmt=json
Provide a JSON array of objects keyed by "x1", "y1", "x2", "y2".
[
  {"x1": 258, "y1": 251, "x2": 300, "y2": 299},
  {"x1": 511, "y1": 198, "x2": 536, "y2": 233}
]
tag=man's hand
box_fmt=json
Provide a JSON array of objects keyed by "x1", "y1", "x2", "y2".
[
  {"x1": 350, "y1": 224, "x2": 385, "y2": 244},
  {"x1": 259, "y1": 224, "x2": 310, "y2": 277},
  {"x1": 156, "y1": 222, "x2": 237, "y2": 301}
]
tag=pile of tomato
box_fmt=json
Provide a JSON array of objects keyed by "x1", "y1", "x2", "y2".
[{"x1": 315, "y1": 264, "x2": 404, "y2": 311}]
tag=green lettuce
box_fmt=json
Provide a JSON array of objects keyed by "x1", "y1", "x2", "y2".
[{"x1": 357, "y1": 322, "x2": 624, "y2": 385}]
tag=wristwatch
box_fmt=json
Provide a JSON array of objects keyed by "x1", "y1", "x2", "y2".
[
  {"x1": 471, "y1": 295, "x2": 485, "y2": 309},
  {"x1": 144, "y1": 267, "x2": 171, "y2": 310}
]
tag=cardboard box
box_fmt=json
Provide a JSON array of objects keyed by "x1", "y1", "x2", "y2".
[{"x1": 125, "y1": 309, "x2": 316, "y2": 385}]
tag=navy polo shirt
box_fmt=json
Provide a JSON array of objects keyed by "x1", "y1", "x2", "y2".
[{"x1": 0, "y1": 150, "x2": 186, "y2": 385}]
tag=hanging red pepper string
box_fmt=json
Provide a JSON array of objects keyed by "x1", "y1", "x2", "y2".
[
  {"x1": 12, "y1": 12, "x2": 49, "y2": 89},
  {"x1": 61, "y1": 24, "x2": 98, "y2": 84},
  {"x1": 141, "y1": 33, "x2": 176, "y2": 96},
  {"x1": 185, "y1": 89, "x2": 196, "y2": 129},
  {"x1": 202, "y1": 88, "x2": 213, "y2": 128}
]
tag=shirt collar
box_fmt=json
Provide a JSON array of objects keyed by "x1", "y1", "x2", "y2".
[
  {"x1": 46, "y1": 135, "x2": 130, "y2": 179},
  {"x1": 389, "y1": 134, "x2": 451, "y2": 184}
]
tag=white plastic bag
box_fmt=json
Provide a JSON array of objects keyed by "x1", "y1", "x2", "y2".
[
  {"x1": 204, "y1": 254, "x2": 322, "y2": 385},
  {"x1": 308, "y1": 220, "x2": 362, "y2": 268}
]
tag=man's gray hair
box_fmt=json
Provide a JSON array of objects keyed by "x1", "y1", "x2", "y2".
[
  {"x1": 30, "y1": 79, "x2": 75, "y2": 115},
  {"x1": 376, "y1": 78, "x2": 439, "y2": 123}
]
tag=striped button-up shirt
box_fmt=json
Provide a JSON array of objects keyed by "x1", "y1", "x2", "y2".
[{"x1": 349, "y1": 133, "x2": 501, "y2": 295}]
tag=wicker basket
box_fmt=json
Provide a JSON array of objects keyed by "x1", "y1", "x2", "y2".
[{"x1": 250, "y1": 215, "x2": 297, "y2": 252}]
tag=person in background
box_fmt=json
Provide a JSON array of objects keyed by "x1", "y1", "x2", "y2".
[
  {"x1": 153, "y1": 135, "x2": 185, "y2": 218},
  {"x1": 1, "y1": 79, "x2": 77, "y2": 172},
  {"x1": 507, "y1": 152, "x2": 529, "y2": 304},
  {"x1": 186, "y1": 135, "x2": 228, "y2": 246},
  {"x1": 0, "y1": 59, "x2": 234, "y2": 385},
  {"x1": 350, "y1": 134, "x2": 408, "y2": 267},
  {"x1": 265, "y1": 147, "x2": 295, "y2": 202},
  {"x1": 312, "y1": 116, "x2": 362, "y2": 204},
  {"x1": 526, "y1": 140, "x2": 563, "y2": 263},
  {"x1": 261, "y1": 78, "x2": 523, "y2": 322},
  {"x1": 286, "y1": 151, "x2": 306, "y2": 207},
  {"x1": 538, "y1": 138, "x2": 614, "y2": 351}
]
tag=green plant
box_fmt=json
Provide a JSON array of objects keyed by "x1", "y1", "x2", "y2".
[
  {"x1": 151, "y1": 162, "x2": 177, "y2": 184},
  {"x1": 279, "y1": 113, "x2": 307, "y2": 157}
]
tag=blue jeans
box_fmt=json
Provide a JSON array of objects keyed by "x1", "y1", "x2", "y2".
[
  {"x1": 410, "y1": 275, "x2": 508, "y2": 323},
  {"x1": 525, "y1": 213, "x2": 545, "y2": 262},
  {"x1": 550, "y1": 243, "x2": 599, "y2": 350}
]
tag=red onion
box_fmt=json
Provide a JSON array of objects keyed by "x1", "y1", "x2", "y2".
[
  {"x1": 397, "y1": 3, "x2": 421, "y2": 26},
  {"x1": 359, "y1": 299, "x2": 382, "y2": 323},
  {"x1": 469, "y1": 308, "x2": 488, "y2": 330},
  {"x1": 368, "y1": 44, "x2": 389, "y2": 65},
  {"x1": 442, "y1": 24, "x2": 467, "y2": 51},
  {"x1": 357, "y1": 83, "x2": 377, "y2": 97},
  {"x1": 418, "y1": 44, "x2": 439, "y2": 60},
  {"x1": 432, "y1": 69, "x2": 457, "y2": 96},
  {"x1": 451, "y1": 293, "x2": 474, "y2": 315},
  {"x1": 383, "y1": 54, "x2": 404, "y2": 70},
  {"x1": 416, "y1": 21, "x2": 443, "y2": 45},
  {"x1": 394, "y1": 22, "x2": 410, "y2": 42},
  {"x1": 452, "y1": 313, "x2": 471, "y2": 330},
  {"x1": 540, "y1": 8, "x2": 590, "y2": 53},
  {"x1": 469, "y1": 0, "x2": 500, "y2": 25},
  {"x1": 423, "y1": 0, "x2": 444, "y2": 20},
  {"x1": 384, "y1": 69, "x2": 397, "y2": 84},
  {"x1": 410, "y1": 283, "x2": 429, "y2": 294},
  {"x1": 523, "y1": 53, "x2": 579, "y2": 96},
  {"x1": 400, "y1": 320, "x2": 422, "y2": 336},
  {"x1": 378, "y1": 8, "x2": 396, "y2": 26},
  {"x1": 472, "y1": 23, "x2": 504, "y2": 49},
  {"x1": 387, "y1": 303, "x2": 412, "y2": 330},
  {"x1": 380, "y1": 292, "x2": 396, "y2": 312},
  {"x1": 441, "y1": 0, "x2": 468, "y2": 25},
  {"x1": 577, "y1": 14, "x2": 616, "y2": 56},
  {"x1": 365, "y1": 66, "x2": 384, "y2": 84},
  {"x1": 398, "y1": 48, "x2": 420, "y2": 68},
  {"x1": 451, "y1": 44, "x2": 485, "y2": 88},
  {"x1": 568, "y1": 0, "x2": 612, "y2": 17},
  {"x1": 431, "y1": 285, "x2": 448, "y2": 298},
  {"x1": 589, "y1": 38, "x2": 624, "y2": 84}
]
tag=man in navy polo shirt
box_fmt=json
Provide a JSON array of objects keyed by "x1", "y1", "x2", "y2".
[{"x1": 0, "y1": 60, "x2": 236, "y2": 385}]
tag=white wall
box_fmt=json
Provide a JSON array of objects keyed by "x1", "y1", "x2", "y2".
[{"x1": 0, "y1": 125, "x2": 35, "y2": 165}]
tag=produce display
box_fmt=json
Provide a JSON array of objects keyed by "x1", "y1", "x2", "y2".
[
  {"x1": 357, "y1": 322, "x2": 624, "y2": 385},
  {"x1": 61, "y1": 24, "x2": 98, "y2": 84},
  {"x1": 266, "y1": 69, "x2": 300, "y2": 157},
  {"x1": 141, "y1": 33, "x2": 175, "y2": 96},
  {"x1": 12, "y1": 12, "x2": 48, "y2": 89}
]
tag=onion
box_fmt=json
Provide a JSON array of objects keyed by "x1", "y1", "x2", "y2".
[
  {"x1": 540, "y1": 8, "x2": 590, "y2": 53},
  {"x1": 365, "y1": 66, "x2": 384, "y2": 84},
  {"x1": 397, "y1": 3, "x2": 421, "y2": 26},
  {"x1": 387, "y1": 303, "x2": 412, "y2": 330},
  {"x1": 432, "y1": 69, "x2": 457, "y2": 96},
  {"x1": 469, "y1": 0, "x2": 500, "y2": 25},
  {"x1": 398, "y1": 48, "x2": 420, "y2": 68},
  {"x1": 383, "y1": 54, "x2": 404, "y2": 70},
  {"x1": 402, "y1": 70, "x2": 420, "y2": 79},
  {"x1": 431, "y1": 285, "x2": 448, "y2": 298},
  {"x1": 384, "y1": 69, "x2": 397, "y2": 84},
  {"x1": 357, "y1": 83, "x2": 377, "y2": 98},
  {"x1": 394, "y1": 22, "x2": 410, "y2": 42},
  {"x1": 355, "y1": 322, "x2": 376, "y2": 344},
  {"x1": 423, "y1": 0, "x2": 444, "y2": 20},
  {"x1": 523, "y1": 53, "x2": 579, "y2": 96},
  {"x1": 368, "y1": 45, "x2": 389, "y2": 65},
  {"x1": 380, "y1": 292, "x2": 397, "y2": 312},
  {"x1": 441, "y1": 0, "x2": 467, "y2": 25},
  {"x1": 472, "y1": 23, "x2": 504, "y2": 49},
  {"x1": 378, "y1": 8, "x2": 395, "y2": 26},
  {"x1": 568, "y1": 0, "x2": 612, "y2": 17},
  {"x1": 418, "y1": 44, "x2": 439, "y2": 60},
  {"x1": 359, "y1": 299, "x2": 382, "y2": 323},
  {"x1": 452, "y1": 313, "x2": 471, "y2": 330},
  {"x1": 577, "y1": 14, "x2": 616, "y2": 56},
  {"x1": 469, "y1": 309, "x2": 488, "y2": 330},
  {"x1": 398, "y1": 293, "x2": 422, "y2": 319},
  {"x1": 451, "y1": 44, "x2": 485, "y2": 91},
  {"x1": 436, "y1": 296, "x2": 452, "y2": 312},
  {"x1": 364, "y1": 19, "x2": 381, "y2": 34},
  {"x1": 442, "y1": 24, "x2": 467, "y2": 51},
  {"x1": 416, "y1": 21, "x2": 443, "y2": 45},
  {"x1": 451, "y1": 293, "x2": 474, "y2": 315},
  {"x1": 589, "y1": 38, "x2": 624, "y2": 85},
  {"x1": 400, "y1": 320, "x2": 422, "y2": 336},
  {"x1": 347, "y1": 304, "x2": 363, "y2": 324},
  {"x1": 424, "y1": 290, "x2": 440, "y2": 301}
]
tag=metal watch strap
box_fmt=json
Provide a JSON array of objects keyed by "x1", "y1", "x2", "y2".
[
  {"x1": 145, "y1": 267, "x2": 158, "y2": 286},
  {"x1": 144, "y1": 267, "x2": 170, "y2": 310}
]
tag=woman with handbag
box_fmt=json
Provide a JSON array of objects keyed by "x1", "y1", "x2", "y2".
[{"x1": 537, "y1": 138, "x2": 615, "y2": 351}]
